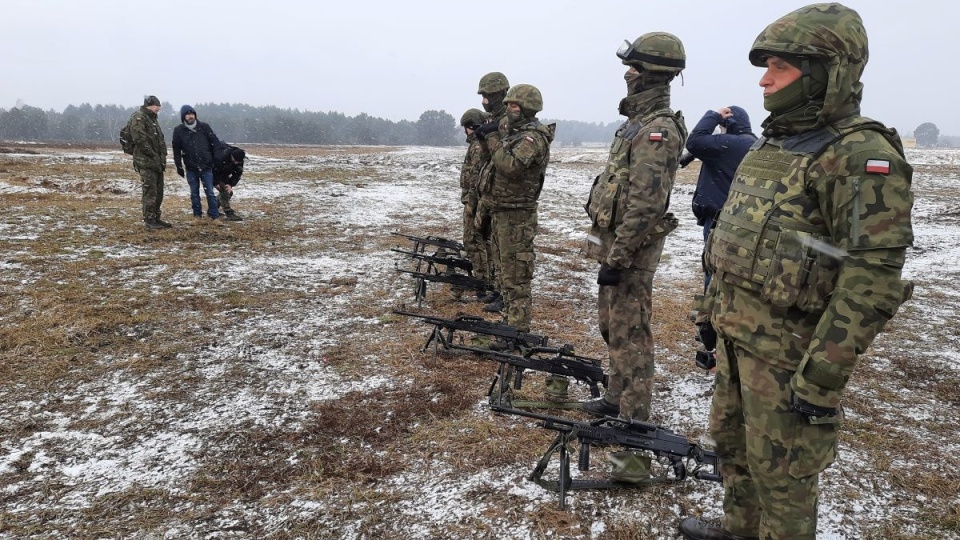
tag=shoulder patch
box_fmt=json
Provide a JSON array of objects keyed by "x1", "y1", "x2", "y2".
[
  {"x1": 648, "y1": 132, "x2": 664, "y2": 142},
  {"x1": 525, "y1": 136, "x2": 535, "y2": 143},
  {"x1": 865, "y1": 159, "x2": 890, "y2": 175}
]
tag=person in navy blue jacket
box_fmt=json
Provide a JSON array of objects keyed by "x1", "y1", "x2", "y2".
[
  {"x1": 172, "y1": 105, "x2": 222, "y2": 219},
  {"x1": 684, "y1": 106, "x2": 756, "y2": 291}
]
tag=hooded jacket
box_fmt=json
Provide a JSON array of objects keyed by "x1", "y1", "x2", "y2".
[
  {"x1": 172, "y1": 105, "x2": 222, "y2": 173},
  {"x1": 703, "y1": 2, "x2": 914, "y2": 410},
  {"x1": 686, "y1": 107, "x2": 756, "y2": 223}
]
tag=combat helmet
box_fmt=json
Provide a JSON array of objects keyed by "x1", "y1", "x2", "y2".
[
  {"x1": 460, "y1": 108, "x2": 486, "y2": 128},
  {"x1": 617, "y1": 32, "x2": 685, "y2": 73},
  {"x1": 503, "y1": 84, "x2": 543, "y2": 115},
  {"x1": 477, "y1": 72, "x2": 510, "y2": 95},
  {"x1": 749, "y1": 3, "x2": 868, "y2": 124}
]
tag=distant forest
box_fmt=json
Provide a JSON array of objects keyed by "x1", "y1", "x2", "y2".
[{"x1": 0, "y1": 102, "x2": 620, "y2": 147}]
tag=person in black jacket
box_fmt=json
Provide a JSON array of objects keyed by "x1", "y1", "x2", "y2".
[
  {"x1": 684, "y1": 105, "x2": 756, "y2": 289},
  {"x1": 172, "y1": 105, "x2": 222, "y2": 219},
  {"x1": 213, "y1": 146, "x2": 245, "y2": 221}
]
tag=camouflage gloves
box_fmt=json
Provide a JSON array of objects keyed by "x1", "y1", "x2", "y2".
[{"x1": 597, "y1": 263, "x2": 622, "y2": 286}]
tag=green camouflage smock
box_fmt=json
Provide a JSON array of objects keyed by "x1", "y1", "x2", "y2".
[
  {"x1": 696, "y1": 4, "x2": 915, "y2": 538},
  {"x1": 460, "y1": 131, "x2": 489, "y2": 283},
  {"x1": 129, "y1": 105, "x2": 167, "y2": 172},
  {"x1": 581, "y1": 87, "x2": 686, "y2": 420},
  {"x1": 583, "y1": 87, "x2": 685, "y2": 269},
  {"x1": 478, "y1": 119, "x2": 555, "y2": 332}
]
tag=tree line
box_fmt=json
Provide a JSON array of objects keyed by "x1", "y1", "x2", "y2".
[{"x1": 0, "y1": 102, "x2": 619, "y2": 147}]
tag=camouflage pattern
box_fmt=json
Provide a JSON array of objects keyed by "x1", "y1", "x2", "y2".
[
  {"x1": 619, "y1": 32, "x2": 686, "y2": 73},
  {"x1": 138, "y1": 168, "x2": 165, "y2": 222},
  {"x1": 460, "y1": 108, "x2": 487, "y2": 128},
  {"x1": 217, "y1": 186, "x2": 234, "y2": 214},
  {"x1": 474, "y1": 97, "x2": 510, "y2": 296},
  {"x1": 581, "y1": 86, "x2": 685, "y2": 421},
  {"x1": 477, "y1": 72, "x2": 510, "y2": 95},
  {"x1": 477, "y1": 112, "x2": 555, "y2": 332},
  {"x1": 129, "y1": 106, "x2": 167, "y2": 173},
  {"x1": 460, "y1": 121, "x2": 489, "y2": 283},
  {"x1": 709, "y1": 343, "x2": 837, "y2": 538},
  {"x1": 697, "y1": 4, "x2": 915, "y2": 538},
  {"x1": 503, "y1": 84, "x2": 543, "y2": 114},
  {"x1": 128, "y1": 105, "x2": 168, "y2": 221}
]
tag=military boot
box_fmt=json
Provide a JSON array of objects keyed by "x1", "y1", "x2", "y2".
[
  {"x1": 608, "y1": 450, "x2": 652, "y2": 484},
  {"x1": 144, "y1": 219, "x2": 165, "y2": 230},
  {"x1": 156, "y1": 219, "x2": 173, "y2": 228},
  {"x1": 225, "y1": 211, "x2": 243, "y2": 221},
  {"x1": 580, "y1": 397, "x2": 619, "y2": 418},
  {"x1": 480, "y1": 290, "x2": 500, "y2": 303},
  {"x1": 678, "y1": 518, "x2": 759, "y2": 540},
  {"x1": 544, "y1": 375, "x2": 569, "y2": 401}
]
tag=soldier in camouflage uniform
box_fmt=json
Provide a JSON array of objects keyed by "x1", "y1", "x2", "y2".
[
  {"x1": 128, "y1": 95, "x2": 170, "y2": 230},
  {"x1": 679, "y1": 4, "x2": 914, "y2": 539},
  {"x1": 474, "y1": 84, "x2": 555, "y2": 333},
  {"x1": 474, "y1": 72, "x2": 510, "y2": 310},
  {"x1": 580, "y1": 33, "x2": 687, "y2": 428},
  {"x1": 458, "y1": 108, "x2": 490, "y2": 299}
]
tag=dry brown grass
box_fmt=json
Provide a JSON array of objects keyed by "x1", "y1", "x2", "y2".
[{"x1": 1, "y1": 143, "x2": 957, "y2": 540}]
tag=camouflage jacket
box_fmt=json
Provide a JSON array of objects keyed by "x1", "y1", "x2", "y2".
[
  {"x1": 703, "y1": 115, "x2": 914, "y2": 410},
  {"x1": 583, "y1": 88, "x2": 686, "y2": 270},
  {"x1": 478, "y1": 119, "x2": 555, "y2": 211},
  {"x1": 460, "y1": 132, "x2": 484, "y2": 207},
  {"x1": 129, "y1": 106, "x2": 167, "y2": 172}
]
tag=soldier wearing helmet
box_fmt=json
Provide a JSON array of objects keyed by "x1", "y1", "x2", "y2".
[
  {"x1": 472, "y1": 83, "x2": 555, "y2": 337},
  {"x1": 679, "y1": 4, "x2": 914, "y2": 540},
  {"x1": 580, "y1": 31, "x2": 688, "y2": 461},
  {"x1": 456, "y1": 107, "x2": 492, "y2": 299},
  {"x1": 473, "y1": 72, "x2": 511, "y2": 311}
]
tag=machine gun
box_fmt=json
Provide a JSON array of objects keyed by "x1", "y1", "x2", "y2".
[
  {"x1": 391, "y1": 231, "x2": 464, "y2": 253},
  {"x1": 394, "y1": 310, "x2": 547, "y2": 351},
  {"x1": 452, "y1": 343, "x2": 607, "y2": 408},
  {"x1": 392, "y1": 232, "x2": 487, "y2": 305},
  {"x1": 391, "y1": 248, "x2": 474, "y2": 273},
  {"x1": 491, "y1": 404, "x2": 722, "y2": 508}
]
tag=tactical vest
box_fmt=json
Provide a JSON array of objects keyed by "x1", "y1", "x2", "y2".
[
  {"x1": 481, "y1": 120, "x2": 553, "y2": 210},
  {"x1": 585, "y1": 109, "x2": 684, "y2": 240},
  {"x1": 706, "y1": 121, "x2": 898, "y2": 313}
]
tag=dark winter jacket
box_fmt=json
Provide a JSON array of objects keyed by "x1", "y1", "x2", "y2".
[
  {"x1": 172, "y1": 105, "x2": 222, "y2": 173},
  {"x1": 686, "y1": 106, "x2": 757, "y2": 224},
  {"x1": 213, "y1": 146, "x2": 244, "y2": 187}
]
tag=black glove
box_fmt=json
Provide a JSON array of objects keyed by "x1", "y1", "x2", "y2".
[
  {"x1": 679, "y1": 152, "x2": 695, "y2": 168},
  {"x1": 696, "y1": 321, "x2": 717, "y2": 351},
  {"x1": 597, "y1": 263, "x2": 622, "y2": 286},
  {"x1": 176, "y1": 166, "x2": 184, "y2": 178},
  {"x1": 474, "y1": 122, "x2": 500, "y2": 140},
  {"x1": 790, "y1": 393, "x2": 838, "y2": 419}
]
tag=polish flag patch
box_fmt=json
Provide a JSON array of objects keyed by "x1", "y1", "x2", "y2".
[
  {"x1": 648, "y1": 132, "x2": 663, "y2": 141},
  {"x1": 865, "y1": 159, "x2": 890, "y2": 174}
]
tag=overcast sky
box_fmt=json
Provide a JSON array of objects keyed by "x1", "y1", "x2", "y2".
[{"x1": 2, "y1": 1, "x2": 957, "y2": 136}]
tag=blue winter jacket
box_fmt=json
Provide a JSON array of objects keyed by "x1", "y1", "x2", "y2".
[{"x1": 686, "y1": 106, "x2": 757, "y2": 224}]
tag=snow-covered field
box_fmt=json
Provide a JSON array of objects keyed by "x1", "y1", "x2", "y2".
[{"x1": 0, "y1": 143, "x2": 957, "y2": 539}]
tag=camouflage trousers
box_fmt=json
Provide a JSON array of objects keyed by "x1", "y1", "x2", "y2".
[
  {"x1": 597, "y1": 266, "x2": 655, "y2": 421},
  {"x1": 462, "y1": 202, "x2": 489, "y2": 283},
  {"x1": 711, "y1": 341, "x2": 840, "y2": 540},
  {"x1": 217, "y1": 185, "x2": 234, "y2": 214},
  {"x1": 138, "y1": 167, "x2": 165, "y2": 221},
  {"x1": 490, "y1": 208, "x2": 537, "y2": 332}
]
